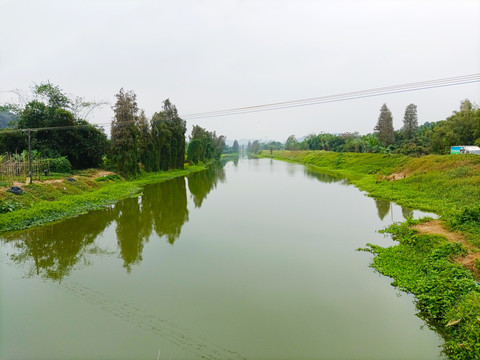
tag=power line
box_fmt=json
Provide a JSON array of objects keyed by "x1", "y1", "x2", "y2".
[
  {"x1": 1, "y1": 74, "x2": 479, "y2": 130},
  {"x1": 181, "y1": 73, "x2": 480, "y2": 120}
]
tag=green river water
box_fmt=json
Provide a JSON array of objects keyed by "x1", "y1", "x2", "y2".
[{"x1": 0, "y1": 157, "x2": 445, "y2": 359}]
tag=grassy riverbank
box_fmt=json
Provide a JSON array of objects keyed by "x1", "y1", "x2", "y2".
[
  {"x1": 0, "y1": 165, "x2": 206, "y2": 232},
  {"x1": 261, "y1": 150, "x2": 480, "y2": 246},
  {"x1": 260, "y1": 150, "x2": 480, "y2": 359}
]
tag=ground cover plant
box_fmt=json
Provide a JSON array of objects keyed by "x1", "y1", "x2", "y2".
[
  {"x1": 362, "y1": 220, "x2": 480, "y2": 359},
  {"x1": 0, "y1": 165, "x2": 205, "y2": 232}
]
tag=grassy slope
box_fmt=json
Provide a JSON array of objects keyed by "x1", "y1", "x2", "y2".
[
  {"x1": 0, "y1": 165, "x2": 205, "y2": 232},
  {"x1": 261, "y1": 150, "x2": 480, "y2": 359},
  {"x1": 262, "y1": 150, "x2": 480, "y2": 245}
]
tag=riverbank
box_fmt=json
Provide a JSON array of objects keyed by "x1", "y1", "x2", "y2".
[
  {"x1": 259, "y1": 150, "x2": 480, "y2": 359},
  {"x1": 0, "y1": 165, "x2": 206, "y2": 232}
]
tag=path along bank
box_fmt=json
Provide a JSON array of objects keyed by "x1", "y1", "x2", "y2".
[{"x1": 259, "y1": 150, "x2": 480, "y2": 360}]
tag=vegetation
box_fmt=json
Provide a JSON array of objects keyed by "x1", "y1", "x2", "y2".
[
  {"x1": 0, "y1": 165, "x2": 206, "y2": 233},
  {"x1": 362, "y1": 220, "x2": 480, "y2": 360},
  {"x1": 111, "y1": 90, "x2": 188, "y2": 177},
  {"x1": 0, "y1": 82, "x2": 109, "y2": 169},
  {"x1": 374, "y1": 103, "x2": 395, "y2": 146},
  {"x1": 245, "y1": 99, "x2": 479, "y2": 157},
  {"x1": 261, "y1": 149, "x2": 480, "y2": 359},
  {"x1": 186, "y1": 125, "x2": 225, "y2": 164},
  {"x1": 261, "y1": 151, "x2": 480, "y2": 233}
]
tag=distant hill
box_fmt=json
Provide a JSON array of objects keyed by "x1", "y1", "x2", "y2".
[{"x1": 0, "y1": 111, "x2": 17, "y2": 129}]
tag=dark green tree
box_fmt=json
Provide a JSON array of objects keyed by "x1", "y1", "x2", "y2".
[
  {"x1": 151, "y1": 99, "x2": 186, "y2": 171},
  {"x1": 374, "y1": 104, "x2": 395, "y2": 146},
  {"x1": 137, "y1": 110, "x2": 155, "y2": 172},
  {"x1": 111, "y1": 88, "x2": 140, "y2": 177},
  {"x1": 186, "y1": 138, "x2": 203, "y2": 164},
  {"x1": 403, "y1": 104, "x2": 418, "y2": 140}
]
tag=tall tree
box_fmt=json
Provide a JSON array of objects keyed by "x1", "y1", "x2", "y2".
[
  {"x1": 284, "y1": 135, "x2": 298, "y2": 150},
  {"x1": 232, "y1": 140, "x2": 240, "y2": 153},
  {"x1": 403, "y1": 103, "x2": 418, "y2": 140},
  {"x1": 137, "y1": 110, "x2": 155, "y2": 172},
  {"x1": 111, "y1": 88, "x2": 140, "y2": 177},
  {"x1": 151, "y1": 99, "x2": 186, "y2": 170},
  {"x1": 374, "y1": 104, "x2": 394, "y2": 146}
]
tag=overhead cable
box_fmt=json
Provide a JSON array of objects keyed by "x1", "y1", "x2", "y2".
[{"x1": 180, "y1": 73, "x2": 480, "y2": 120}]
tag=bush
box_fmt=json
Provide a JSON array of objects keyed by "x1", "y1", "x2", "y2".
[{"x1": 49, "y1": 157, "x2": 72, "y2": 173}]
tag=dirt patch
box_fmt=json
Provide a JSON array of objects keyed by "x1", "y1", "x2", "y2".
[
  {"x1": 414, "y1": 220, "x2": 480, "y2": 280},
  {"x1": 91, "y1": 170, "x2": 115, "y2": 179},
  {"x1": 386, "y1": 171, "x2": 409, "y2": 181}
]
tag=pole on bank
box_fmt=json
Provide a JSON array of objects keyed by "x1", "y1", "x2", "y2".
[{"x1": 28, "y1": 129, "x2": 32, "y2": 184}]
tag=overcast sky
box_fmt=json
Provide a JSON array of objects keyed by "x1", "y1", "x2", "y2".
[{"x1": 1, "y1": 0, "x2": 479, "y2": 142}]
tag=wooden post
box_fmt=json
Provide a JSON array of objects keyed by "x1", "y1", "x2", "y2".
[{"x1": 28, "y1": 129, "x2": 32, "y2": 184}]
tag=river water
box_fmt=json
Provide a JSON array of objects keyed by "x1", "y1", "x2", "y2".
[{"x1": 0, "y1": 157, "x2": 445, "y2": 360}]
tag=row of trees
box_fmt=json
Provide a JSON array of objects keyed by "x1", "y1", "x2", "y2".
[
  {"x1": 0, "y1": 83, "x2": 229, "y2": 177},
  {"x1": 269, "y1": 100, "x2": 479, "y2": 156},
  {"x1": 111, "y1": 89, "x2": 187, "y2": 177}
]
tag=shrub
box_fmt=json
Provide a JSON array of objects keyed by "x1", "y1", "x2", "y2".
[{"x1": 49, "y1": 157, "x2": 72, "y2": 173}]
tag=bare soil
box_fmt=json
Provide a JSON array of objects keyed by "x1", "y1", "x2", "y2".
[
  {"x1": 386, "y1": 171, "x2": 409, "y2": 181},
  {"x1": 414, "y1": 220, "x2": 480, "y2": 280}
]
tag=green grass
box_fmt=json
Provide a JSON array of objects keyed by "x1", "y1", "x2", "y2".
[
  {"x1": 261, "y1": 150, "x2": 480, "y2": 247},
  {"x1": 361, "y1": 220, "x2": 480, "y2": 360},
  {"x1": 0, "y1": 165, "x2": 206, "y2": 232}
]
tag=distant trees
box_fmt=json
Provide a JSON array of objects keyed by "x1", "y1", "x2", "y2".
[
  {"x1": 374, "y1": 104, "x2": 395, "y2": 146},
  {"x1": 430, "y1": 99, "x2": 480, "y2": 154},
  {"x1": 232, "y1": 140, "x2": 240, "y2": 153},
  {"x1": 186, "y1": 125, "x2": 225, "y2": 164},
  {"x1": 285, "y1": 135, "x2": 298, "y2": 150},
  {"x1": 280, "y1": 99, "x2": 479, "y2": 156}
]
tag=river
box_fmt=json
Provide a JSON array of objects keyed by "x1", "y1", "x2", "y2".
[{"x1": 0, "y1": 157, "x2": 445, "y2": 359}]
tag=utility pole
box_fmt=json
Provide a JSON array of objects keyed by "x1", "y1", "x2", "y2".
[{"x1": 28, "y1": 129, "x2": 32, "y2": 184}]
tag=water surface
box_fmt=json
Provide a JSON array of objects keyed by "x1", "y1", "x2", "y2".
[{"x1": 0, "y1": 158, "x2": 444, "y2": 359}]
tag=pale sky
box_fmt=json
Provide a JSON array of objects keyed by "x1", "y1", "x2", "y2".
[{"x1": 1, "y1": 0, "x2": 479, "y2": 142}]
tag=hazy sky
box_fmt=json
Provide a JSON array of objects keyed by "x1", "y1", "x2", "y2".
[{"x1": 1, "y1": 0, "x2": 479, "y2": 142}]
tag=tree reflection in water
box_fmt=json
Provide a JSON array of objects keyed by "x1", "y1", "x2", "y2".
[
  {"x1": 1, "y1": 164, "x2": 228, "y2": 279},
  {"x1": 187, "y1": 164, "x2": 226, "y2": 208},
  {"x1": 0, "y1": 206, "x2": 117, "y2": 280}
]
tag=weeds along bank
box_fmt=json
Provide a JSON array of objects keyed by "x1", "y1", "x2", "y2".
[
  {"x1": 0, "y1": 165, "x2": 206, "y2": 233},
  {"x1": 260, "y1": 150, "x2": 480, "y2": 359}
]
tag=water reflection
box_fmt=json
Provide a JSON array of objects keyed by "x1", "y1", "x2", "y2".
[
  {"x1": 303, "y1": 166, "x2": 347, "y2": 184},
  {"x1": 375, "y1": 198, "x2": 391, "y2": 220},
  {"x1": 148, "y1": 176, "x2": 189, "y2": 245},
  {"x1": 1, "y1": 165, "x2": 227, "y2": 279},
  {"x1": 0, "y1": 207, "x2": 117, "y2": 280},
  {"x1": 116, "y1": 197, "x2": 153, "y2": 272},
  {"x1": 188, "y1": 165, "x2": 226, "y2": 208}
]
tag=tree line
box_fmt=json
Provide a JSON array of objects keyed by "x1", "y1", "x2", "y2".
[
  {"x1": 0, "y1": 82, "x2": 109, "y2": 168},
  {"x1": 248, "y1": 100, "x2": 479, "y2": 156},
  {"x1": 0, "y1": 83, "x2": 228, "y2": 177}
]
